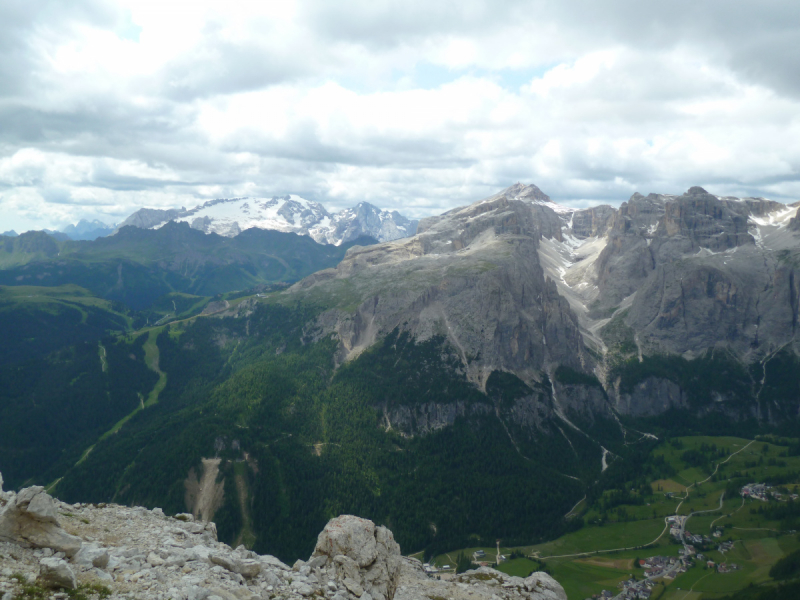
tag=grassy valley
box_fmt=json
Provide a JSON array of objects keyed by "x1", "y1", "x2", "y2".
[{"x1": 428, "y1": 434, "x2": 800, "y2": 599}]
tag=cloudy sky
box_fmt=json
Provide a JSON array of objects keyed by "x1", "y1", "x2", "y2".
[{"x1": 1, "y1": 0, "x2": 799, "y2": 232}]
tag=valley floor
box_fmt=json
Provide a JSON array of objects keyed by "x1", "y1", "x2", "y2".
[{"x1": 427, "y1": 435, "x2": 800, "y2": 600}]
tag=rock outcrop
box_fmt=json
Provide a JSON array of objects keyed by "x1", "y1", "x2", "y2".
[
  {"x1": 570, "y1": 205, "x2": 615, "y2": 239},
  {"x1": 0, "y1": 486, "x2": 82, "y2": 557},
  {"x1": 790, "y1": 206, "x2": 800, "y2": 231},
  {"x1": 307, "y1": 515, "x2": 401, "y2": 600},
  {"x1": 396, "y1": 564, "x2": 567, "y2": 600},
  {"x1": 0, "y1": 477, "x2": 565, "y2": 600}
]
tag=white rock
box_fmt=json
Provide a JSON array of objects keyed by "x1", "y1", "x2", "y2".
[
  {"x1": 209, "y1": 552, "x2": 237, "y2": 573},
  {"x1": 313, "y1": 515, "x2": 377, "y2": 568},
  {"x1": 38, "y1": 557, "x2": 77, "y2": 589},
  {"x1": 74, "y1": 543, "x2": 109, "y2": 568},
  {"x1": 236, "y1": 559, "x2": 261, "y2": 578},
  {"x1": 291, "y1": 580, "x2": 315, "y2": 597},
  {"x1": 0, "y1": 487, "x2": 82, "y2": 557}
]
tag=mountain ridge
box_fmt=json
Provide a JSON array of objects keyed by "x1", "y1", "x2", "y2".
[
  {"x1": 276, "y1": 182, "x2": 800, "y2": 424},
  {"x1": 115, "y1": 195, "x2": 419, "y2": 246}
]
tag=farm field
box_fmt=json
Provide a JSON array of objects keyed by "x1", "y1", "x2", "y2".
[{"x1": 425, "y1": 435, "x2": 800, "y2": 599}]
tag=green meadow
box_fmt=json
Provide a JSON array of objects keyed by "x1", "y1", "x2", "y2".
[{"x1": 426, "y1": 435, "x2": 800, "y2": 599}]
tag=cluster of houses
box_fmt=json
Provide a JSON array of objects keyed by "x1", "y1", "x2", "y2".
[
  {"x1": 741, "y1": 482, "x2": 799, "y2": 502},
  {"x1": 640, "y1": 555, "x2": 691, "y2": 579},
  {"x1": 717, "y1": 540, "x2": 735, "y2": 553},
  {"x1": 741, "y1": 483, "x2": 771, "y2": 501},
  {"x1": 717, "y1": 562, "x2": 741, "y2": 573}
]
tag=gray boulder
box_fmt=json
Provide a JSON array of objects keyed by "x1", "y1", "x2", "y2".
[
  {"x1": 38, "y1": 557, "x2": 77, "y2": 589},
  {"x1": 0, "y1": 486, "x2": 82, "y2": 557},
  {"x1": 73, "y1": 542, "x2": 110, "y2": 568}
]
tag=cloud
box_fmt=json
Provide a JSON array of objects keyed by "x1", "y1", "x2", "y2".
[{"x1": 0, "y1": 0, "x2": 799, "y2": 233}]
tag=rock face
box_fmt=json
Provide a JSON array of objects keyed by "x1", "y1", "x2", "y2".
[
  {"x1": 115, "y1": 207, "x2": 184, "y2": 230},
  {"x1": 291, "y1": 183, "x2": 593, "y2": 388},
  {"x1": 383, "y1": 401, "x2": 493, "y2": 435},
  {"x1": 570, "y1": 205, "x2": 616, "y2": 239},
  {"x1": 613, "y1": 377, "x2": 688, "y2": 417},
  {"x1": 0, "y1": 486, "x2": 82, "y2": 557},
  {"x1": 279, "y1": 183, "x2": 800, "y2": 422},
  {"x1": 0, "y1": 478, "x2": 565, "y2": 600},
  {"x1": 116, "y1": 196, "x2": 418, "y2": 246},
  {"x1": 790, "y1": 206, "x2": 800, "y2": 231}
]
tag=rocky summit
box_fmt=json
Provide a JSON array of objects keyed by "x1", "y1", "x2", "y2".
[{"x1": 0, "y1": 476, "x2": 566, "y2": 600}]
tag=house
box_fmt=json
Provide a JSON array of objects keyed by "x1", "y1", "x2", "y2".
[{"x1": 473, "y1": 550, "x2": 486, "y2": 559}]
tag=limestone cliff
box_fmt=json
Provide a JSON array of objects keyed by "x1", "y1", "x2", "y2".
[{"x1": 277, "y1": 183, "x2": 800, "y2": 422}]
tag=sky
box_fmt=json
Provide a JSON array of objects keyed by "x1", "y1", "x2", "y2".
[{"x1": 1, "y1": 0, "x2": 799, "y2": 232}]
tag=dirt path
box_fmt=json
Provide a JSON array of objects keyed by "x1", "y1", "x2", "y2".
[
  {"x1": 565, "y1": 495, "x2": 586, "y2": 518},
  {"x1": 710, "y1": 496, "x2": 745, "y2": 531}
]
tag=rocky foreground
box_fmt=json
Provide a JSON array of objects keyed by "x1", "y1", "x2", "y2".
[{"x1": 0, "y1": 475, "x2": 566, "y2": 600}]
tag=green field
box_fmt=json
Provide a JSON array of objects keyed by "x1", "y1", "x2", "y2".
[{"x1": 427, "y1": 435, "x2": 800, "y2": 600}]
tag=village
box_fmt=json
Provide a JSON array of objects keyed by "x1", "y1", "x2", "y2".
[
  {"x1": 586, "y1": 511, "x2": 746, "y2": 600},
  {"x1": 423, "y1": 478, "x2": 795, "y2": 599},
  {"x1": 741, "y1": 482, "x2": 799, "y2": 502}
]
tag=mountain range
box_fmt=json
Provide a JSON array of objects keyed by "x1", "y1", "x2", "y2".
[
  {"x1": 285, "y1": 182, "x2": 800, "y2": 424},
  {"x1": 115, "y1": 195, "x2": 419, "y2": 245},
  {"x1": 1, "y1": 182, "x2": 799, "y2": 564}
]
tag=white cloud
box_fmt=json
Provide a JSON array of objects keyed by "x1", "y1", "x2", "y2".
[{"x1": 0, "y1": 0, "x2": 799, "y2": 233}]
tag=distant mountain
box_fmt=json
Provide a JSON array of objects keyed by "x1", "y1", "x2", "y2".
[
  {"x1": 0, "y1": 230, "x2": 17, "y2": 237},
  {"x1": 115, "y1": 195, "x2": 418, "y2": 245},
  {"x1": 61, "y1": 219, "x2": 114, "y2": 241},
  {"x1": 41, "y1": 229, "x2": 71, "y2": 241},
  {"x1": 0, "y1": 222, "x2": 377, "y2": 310}
]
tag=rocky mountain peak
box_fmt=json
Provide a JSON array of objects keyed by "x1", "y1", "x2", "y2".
[
  {"x1": 687, "y1": 186, "x2": 709, "y2": 195},
  {"x1": 503, "y1": 182, "x2": 551, "y2": 202}
]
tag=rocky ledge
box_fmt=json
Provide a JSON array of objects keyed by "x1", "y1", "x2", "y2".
[{"x1": 0, "y1": 475, "x2": 566, "y2": 600}]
